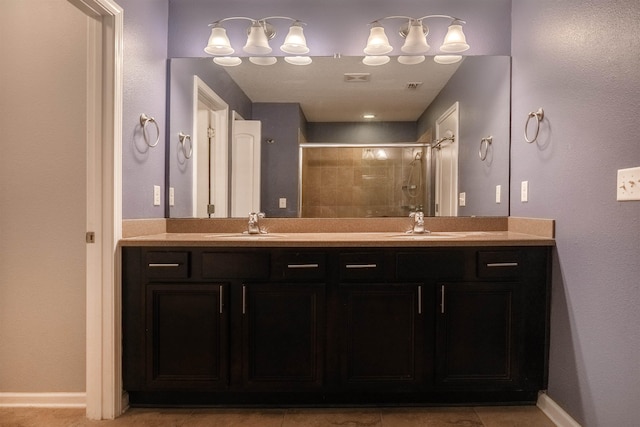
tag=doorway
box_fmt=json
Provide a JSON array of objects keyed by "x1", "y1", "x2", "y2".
[
  {"x1": 435, "y1": 102, "x2": 460, "y2": 216},
  {"x1": 193, "y1": 77, "x2": 229, "y2": 218}
]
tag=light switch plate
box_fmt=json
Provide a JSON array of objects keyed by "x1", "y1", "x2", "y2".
[
  {"x1": 169, "y1": 187, "x2": 175, "y2": 207},
  {"x1": 153, "y1": 185, "x2": 161, "y2": 206},
  {"x1": 279, "y1": 197, "x2": 287, "y2": 209},
  {"x1": 521, "y1": 181, "x2": 529, "y2": 202},
  {"x1": 496, "y1": 185, "x2": 501, "y2": 203},
  {"x1": 617, "y1": 167, "x2": 640, "y2": 201},
  {"x1": 459, "y1": 192, "x2": 466, "y2": 207}
]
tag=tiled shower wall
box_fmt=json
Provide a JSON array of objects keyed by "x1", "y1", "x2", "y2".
[{"x1": 301, "y1": 146, "x2": 426, "y2": 217}]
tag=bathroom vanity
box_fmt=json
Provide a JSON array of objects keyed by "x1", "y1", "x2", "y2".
[{"x1": 121, "y1": 221, "x2": 552, "y2": 406}]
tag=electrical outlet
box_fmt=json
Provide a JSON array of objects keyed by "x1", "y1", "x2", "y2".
[
  {"x1": 496, "y1": 185, "x2": 501, "y2": 203},
  {"x1": 459, "y1": 192, "x2": 466, "y2": 207},
  {"x1": 153, "y1": 185, "x2": 161, "y2": 206},
  {"x1": 521, "y1": 181, "x2": 529, "y2": 202},
  {"x1": 169, "y1": 187, "x2": 175, "y2": 207},
  {"x1": 617, "y1": 167, "x2": 640, "y2": 201},
  {"x1": 279, "y1": 198, "x2": 287, "y2": 209}
]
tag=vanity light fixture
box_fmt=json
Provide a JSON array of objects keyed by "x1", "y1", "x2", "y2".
[
  {"x1": 362, "y1": 113, "x2": 376, "y2": 119},
  {"x1": 363, "y1": 15, "x2": 469, "y2": 65},
  {"x1": 205, "y1": 16, "x2": 310, "y2": 66}
]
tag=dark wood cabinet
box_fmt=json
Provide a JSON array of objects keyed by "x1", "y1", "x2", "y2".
[
  {"x1": 242, "y1": 282, "x2": 325, "y2": 389},
  {"x1": 122, "y1": 245, "x2": 550, "y2": 406},
  {"x1": 435, "y1": 282, "x2": 518, "y2": 386},
  {"x1": 340, "y1": 283, "x2": 425, "y2": 388},
  {"x1": 146, "y1": 283, "x2": 228, "y2": 390}
]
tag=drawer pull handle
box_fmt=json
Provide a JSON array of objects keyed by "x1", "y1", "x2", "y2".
[
  {"x1": 345, "y1": 264, "x2": 377, "y2": 269},
  {"x1": 148, "y1": 263, "x2": 180, "y2": 268},
  {"x1": 287, "y1": 263, "x2": 319, "y2": 269},
  {"x1": 441, "y1": 285, "x2": 445, "y2": 314},
  {"x1": 486, "y1": 262, "x2": 519, "y2": 268},
  {"x1": 219, "y1": 286, "x2": 223, "y2": 314},
  {"x1": 242, "y1": 285, "x2": 246, "y2": 314},
  {"x1": 418, "y1": 286, "x2": 422, "y2": 314}
]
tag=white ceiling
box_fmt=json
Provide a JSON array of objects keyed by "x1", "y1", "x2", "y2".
[{"x1": 222, "y1": 56, "x2": 461, "y2": 122}]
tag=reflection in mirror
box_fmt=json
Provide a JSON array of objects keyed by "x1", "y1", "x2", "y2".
[{"x1": 167, "y1": 56, "x2": 511, "y2": 219}]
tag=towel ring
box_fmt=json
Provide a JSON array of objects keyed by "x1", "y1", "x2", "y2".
[
  {"x1": 524, "y1": 108, "x2": 544, "y2": 143},
  {"x1": 139, "y1": 114, "x2": 160, "y2": 148},
  {"x1": 178, "y1": 132, "x2": 193, "y2": 159},
  {"x1": 479, "y1": 136, "x2": 493, "y2": 161}
]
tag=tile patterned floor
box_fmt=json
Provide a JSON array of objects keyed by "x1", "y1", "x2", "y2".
[{"x1": 0, "y1": 406, "x2": 556, "y2": 426}]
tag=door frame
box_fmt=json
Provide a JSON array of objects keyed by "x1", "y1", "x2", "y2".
[
  {"x1": 193, "y1": 76, "x2": 229, "y2": 217},
  {"x1": 69, "y1": 0, "x2": 123, "y2": 420}
]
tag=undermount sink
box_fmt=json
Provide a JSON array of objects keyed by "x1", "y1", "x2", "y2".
[
  {"x1": 388, "y1": 232, "x2": 463, "y2": 240},
  {"x1": 204, "y1": 233, "x2": 286, "y2": 239}
]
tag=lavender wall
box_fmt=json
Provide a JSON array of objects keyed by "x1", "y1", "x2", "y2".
[
  {"x1": 167, "y1": 0, "x2": 511, "y2": 58},
  {"x1": 511, "y1": 1, "x2": 640, "y2": 425},
  {"x1": 120, "y1": 0, "x2": 169, "y2": 218},
  {"x1": 306, "y1": 122, "x2": 417, "y2": 143},
  {"x1": 168, "y1": 59, "x2": 252, "y2": 217},
  {"x1": 252, "y1": 103, "x2": 305, "y2": 217},
  {"x1": 418, "y1": 56, "x2": 511, "y2": 216}
]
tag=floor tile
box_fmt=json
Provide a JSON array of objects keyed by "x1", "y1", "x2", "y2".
[
  {"x1": 283, "y1": 408, "x2": 382, "y2": 427},
  {"x1": 184, "y1": 408, "x2": 285, "y2": 427},
  {"x1": 474, "y1": 406, "x2": 556, "y2": 427},
  {"x1": 380, "y1": 407, "x2": 484, "y2": 426}
]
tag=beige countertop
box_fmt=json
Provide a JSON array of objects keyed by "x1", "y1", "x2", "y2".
[{"x1": 119, "y1": 230, "x2": 554, "y2": 248}]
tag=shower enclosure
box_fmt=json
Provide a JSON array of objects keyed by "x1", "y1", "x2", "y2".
[{"x1": 299, "y1": 143, "x2": 431, "y2": 218}]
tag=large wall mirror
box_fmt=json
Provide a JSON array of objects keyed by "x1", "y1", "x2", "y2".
[{"x1": 167, "y1": 55, "x2": 510, "y2": 219}]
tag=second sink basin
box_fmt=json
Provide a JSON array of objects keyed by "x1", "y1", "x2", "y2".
[
  {"x1": 204, "y1": 233, "x2": 286, "y2": 239},
  {"x1": 388, "y1": 232, "x2": 463, "y2": 240}
]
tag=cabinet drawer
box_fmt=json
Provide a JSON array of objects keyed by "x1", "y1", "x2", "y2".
[
  {"x1": 396, "y1": 250, "x2": 465, "y2": 280},
  {"x1": 477, "y1": 250, "x2": 521, "y2": 279},
  {"x1": 145, "y1": 251, "x2": 190, "y2": 279},
  {"x1": 202, "y1": 252, "x2": 270, "y2": 279},
  {"x1": 339, "y1": 253, "x2": 386, "y2": 282},
  {"x1": 272, "y1": 252, "x2": 326, "y2": 281}
]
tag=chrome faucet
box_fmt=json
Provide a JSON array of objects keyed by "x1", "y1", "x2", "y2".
[
  {"x1": 246, "y1": 212, "x2": 266, "y2": 234},
  {"x1": 408, "y1": 210, "x2": 429, "y2": 234}
]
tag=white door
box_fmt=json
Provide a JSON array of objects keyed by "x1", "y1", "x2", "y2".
[
  {"x1": 435, "y1": 102, "x2": 460, "y2": 216},
  {"x1": 231, "y1": 119, "x2": 261, "y2": 217}
]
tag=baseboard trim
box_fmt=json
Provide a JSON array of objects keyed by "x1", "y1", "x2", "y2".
[
  {"x1": 537, "y1": 392, "x2": 582, "y2": 427},
  {"x1": 0, "y1": 392, "x2": 86, "y2": 408}
]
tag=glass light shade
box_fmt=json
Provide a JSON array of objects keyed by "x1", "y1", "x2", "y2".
[
  {"x1": 362, "y1": 55, "x2": 390, "y2": 66},
  {"x1": 398, "y1": 55, "x2": 425, "y2": 65},
  {"x1": 363, "y1": 25, "x2": 393, "y2": 55},
  {"x1": 204, "y1": 26, "x2": 234, "y2": 55},
  {"x1": 249, "y1": 56, "x2": 277, "y2": 66},
  {"x1": 284, "y1": 56, "x2": 312, "y2": 65},
  {"x1": 243, "y1": 22, "x2": 272, "y2": 54},
  {"x1": 280, "y1": 24, "x2": 309, "y2": 54},
  {"x1": 440, "y1": 23, "x2": 469, "y2": 53},
  {"x1": 213, "y1": 56, "x2": 242, "y2": 66},
  {"x1": 434, "y1": 54, "x2": 462, "y2": 64},
  {"x1": 401, "y1": 20, "x2": 430, "y2": 54},
  {"x1": 375, "y1": 148, "x2": 388, "y2": 160}
]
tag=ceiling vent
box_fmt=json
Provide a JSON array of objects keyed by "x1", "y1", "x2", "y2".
[
  {"x1": 405, "y1": 82, "x2": 423, "y2": 90},
  {"x1": 344, "y1": 73, "x2": 371, "y2": 83}
]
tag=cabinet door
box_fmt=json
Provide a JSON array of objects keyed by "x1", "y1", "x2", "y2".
[
  {"x1": 340, "y1": 284, "x2": 425, "y2": 388},
  {"x1": 436, "y1": 282, "x2": 519, "y2": 386},
  {"x1": 146, "y1": 283, "x2": 228, "y2": 390},
  {"x1": 242, "y1": 283, "x2": 325, "y2": 389}
]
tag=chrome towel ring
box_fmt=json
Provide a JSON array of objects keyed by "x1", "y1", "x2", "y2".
[
  {"x1": 479, "y1": 136, "x2": 492, "y2": 161},
  {"x1": 178, "y1": 132, "x2": 193, "y2": 159},
  {"x1": 524, "y1": 108, "x2": 544, "y2": 143},
  {"x1": 139, "y1": 113, "x2": 160, "y2": 147}
]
